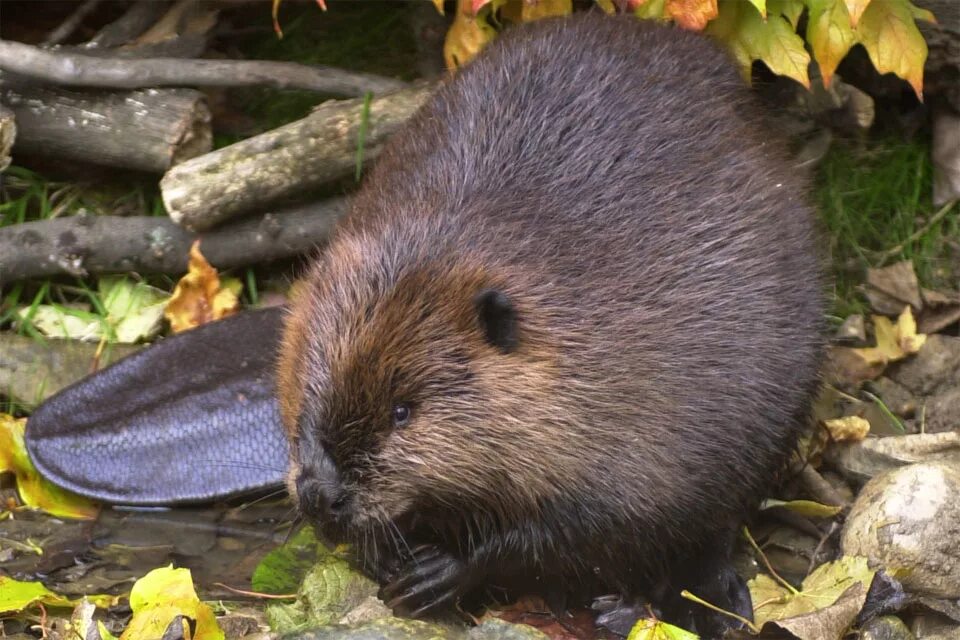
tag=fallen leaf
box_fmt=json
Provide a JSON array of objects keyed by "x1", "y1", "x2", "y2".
[
  {"x1": 628, "y1": 618, "x2": 699, "y2": 639},
  {"x1": 823, "y1": 416, "x2": 871, "y2": 442},
  {"x1": 864, "y1": 260, "x2": 922, "y2": 315},
  {"x1": 18, "y1": 305, "x2": 102, "y2": 341},
  {"x1": 164, "y1": 241, "x2": 240, "y2": 333},
  {"x1": 0, "y1": 414, "x2": 99, "y2": 519},
  {"x1": 99, "y1": 276, "x2": 168, "y2": 343},
  {"x1": 633, "y1": 0, "x2": 668, "y2": 19},
  {"x1": 770, "y1": 0, "x2": 804, "y2": 27},
  {"x1": 852, "y1": 306, "x2": 926, "y2": 367},
  {"x1": 760, "y1": 498, "x2": 845, "y2": 518},
  {"x1": 121, "y1": 565, "x2": 224, "y2": 640},
  {"x1": 0, "y1": 576, "x2": 118, "y2": 614},
  {"x1": 751, "y1": 556, "x2": 875, "y2": 639}
]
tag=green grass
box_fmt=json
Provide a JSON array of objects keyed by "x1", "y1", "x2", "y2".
[
  {"x1": 815, "y1": 137, "x2": 959, "y2": 318},
  {"x1": 228, "y1": 1, "x2": 423, "y2": 134}
]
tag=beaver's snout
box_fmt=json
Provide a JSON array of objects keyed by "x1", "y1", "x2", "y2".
[{"x1": 296, "y1": 450, "x2": 349, "y2": 523}]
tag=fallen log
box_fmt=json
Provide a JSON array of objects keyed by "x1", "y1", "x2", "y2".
[
  {"x1": 161, "y1": 83, "x2": 433, "y2": 231},
  {"x1": 4, "y1": 85, "x2": 211, "y2": 173},
  {"x1": 0, "y1": 198, "x2": 348, "y2": 284}
]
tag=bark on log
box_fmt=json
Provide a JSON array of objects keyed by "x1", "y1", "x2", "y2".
[
  {"x1": 0, "y1": 105, "x2": 14, "y2": 172},
  {"x1": 161, "y1": 83, "x2": 433, "y2": 231},
  {"x1": 4, "y1": 85, "x2": 211, "y2": 173},
  {"x1": 0, "y1": 38, "x2": 408, "y2": 97},
  {"x1": 0, "y1": 198, "x2": 347, "y2": 285}
]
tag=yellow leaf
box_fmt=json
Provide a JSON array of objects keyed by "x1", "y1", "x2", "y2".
[
  {"x1": 823, "y1": 415, "x2": 871, "y2": 441},
  {"x1": 444, "y1": 0, "x2": 497, "y2": 69},
  {"x1": 164, "y1": 240, "x2": 240, "y2": 334},
  {"x1": 665, "y1": 0, "x2": 718, "y2": 30},
  {"x1": 856, "y1": 0, "x2": 927, "y2": 100},
  {"x1": 844, "y1": 0, "x2": 872, "y2": 26},
  {"x1": 628, "y1": 618, "x2": 700, "y2": 639},
  {"x1": 0, "y1": 576, "x2": 118, "y2": 614},
  {"x1": 747, "y1": 0, "x2": 766, "y2": 18},
  {"x1": 708, "y1": 0, "x2": 810, "y2": 87},
  {"x1": 432, "y1": 0, "x2": 445, "y2": 15},
  {"x1": 0, "y1": 414, "x2": 99, "y2": 520},
  {"x1": 121, "y1": 566, "x2": 224, "y2": 640},
  {"x1": 596, "y1": 0, "x2": 617, "y2": 14},
  {"x1": 751, "y1": 556, "x2": 875, "y2": 628},
  {"x1": 853, "y1": 306, "x2": 926, "y2": 367},
  {"x1": 760, "y1": 498, "x2": 845, "y2": 518},
  {"x1": 807, "y1": 0, "x2": 859, "y2": 87},
  {"x1": 521, "y1": 0, "x2": 573, "y2": 21},
  {"x1": 633, "y1": 0, "x2": 669, "y2": 20},
  {"x1": 769, "y1": 0, "x2": 803, "y2": 27}
]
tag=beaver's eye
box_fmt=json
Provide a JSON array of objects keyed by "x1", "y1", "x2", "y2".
[{"x1": 392, "y1": 403, "x2": 412, "y2": 428}]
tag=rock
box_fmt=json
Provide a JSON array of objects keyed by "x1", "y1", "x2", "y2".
[
  {"x1": 869, "y1": 377, "x2": 917, "y2": 419},
  {"x1": 861, "y1": 616, "x2": 916, "y2": 640},
  {"x1": 924, "y1": 387, "x2": 960, "y2": 433},
  {"x1": 837, "y1": 314, "x2": 867, "y2": 345},
  {"x1": 912, "y1": 613, "x2": 960, "y2": 640},
  {"x1": 826, "y1": 432, "x2": 960, "y2": 484},
  {"x1": 841, "y1": 462, "x2": 960, "y2": 598},
  {"x1": 887, "y1": 335, "x2": 960, "y2": 396}
]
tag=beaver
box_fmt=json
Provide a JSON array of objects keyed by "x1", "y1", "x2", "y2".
[{"x1": 277, "y1": 12, "x2": 825, "y2": 637}]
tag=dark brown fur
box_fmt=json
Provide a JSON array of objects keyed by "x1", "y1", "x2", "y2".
[{"x1": 279, "y1": 13, "x2": 825, "y2": 636}]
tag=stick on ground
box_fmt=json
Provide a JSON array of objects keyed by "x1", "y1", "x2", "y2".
[
  {"x1": 0, "y1": 105, "x2": 14, "y2": 172},
  {"x1": 161, "y1": 83, "x2": 433, "y2": 231},
  {"x1": 0, "y1": 198, "x2": 348, "y2": 285},
  {"x1": 0, "y1": 38, "x2": 408, "y2": 97}
]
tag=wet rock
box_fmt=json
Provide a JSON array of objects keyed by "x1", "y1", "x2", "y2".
[
  {"x1": 923, "y1": 387, "x2": 960, "y2": 433},
  {"x1": 868, "y1": 377, "x2": 917, "y2": 419},
  {"x1": 912, "y1": 613, "x2": 960, "y2": 640},
  {"x1": 826, "y1": 432, "x2": 960, "y2": 484},
  {"x1": 887, "y1": 335, "x2": 960, "y2": 396},
  {"x1": 841, "y1": 462, "x2": 960, "y2": 598},
  {"x1": 861, "y1": 616, "x2": 916, "y2": 640},
  {"x1": 865, "y1": 262, "x2": 922, "y2": 315}
]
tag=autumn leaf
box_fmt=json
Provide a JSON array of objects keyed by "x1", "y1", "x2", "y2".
[
  {"x1": 760, "y1": 498, "x2": 844, "y2": 518},
  {"x1": 807, "y1": 0, "x2": 859, "y2": 87},
  {"x1": 444, "y1": 0, "x2": 498, "y2": 68},
  {"x1": 121, "y1": 566, "x2": 224, "y2": 640},
  {"x1": 853, "y1": 306, "x2": 926, "y2": 367},
  {"x1": 521, "y1": 0, "x2": 574, "y2": 22},
  {"x1": 844, "y1": 0, "x2": 872, "y2": 26},
  {"x1": 432, "y1": 0, "x2": 445, "y2": 14},
  {"x1": 665, "y1": 0, "x2": 718, "y2": 30},
  {"x1": 596, "y1": 0, "x2": 617, "y2": 14},
  {"x1": 769, "y1": 0, "x2": 803, "y2": 27},
  {"x1": 856, "y1": 0, "x2": 927, "y2": 100},
  {"x1": 633, "y1": 0, "x2": 669, "y2": 20},
  {"x1": 628, "y1": 618, "x2": 699, "y2": 639},
  {"x1": 0, "y1": 576, "x2": 118, "y2": 613},
  {"x1": 747, "y1": 0, "x2": 766, "y2": 18},
  {"x1": 164, "y1": 240, "x2": 240, "y2": 333},
  {"x1": 707, "y1": 0, "x2": 810, "y2": 87},
  {"x1": 751, "y1": 556, "x2": 875, "y2": 639},
  {"x1": 823, "y1": 415, "x2": 871, "y2": 442},
  {"x1": 0, "y1": 414, "x2": 99, "y2": 520}
]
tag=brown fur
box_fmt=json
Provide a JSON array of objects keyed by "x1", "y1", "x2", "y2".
[{"x1": 278, "y1": 12, "x2": 825, "y2": 635}]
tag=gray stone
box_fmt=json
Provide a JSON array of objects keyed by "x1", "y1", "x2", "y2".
[{"x1": 888, "y1": 335, "x2": 960, "y2": 396}]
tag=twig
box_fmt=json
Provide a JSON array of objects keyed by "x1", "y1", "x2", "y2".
[
  {"x1": 212, "y1": 582, "x2": 296, "y2": 599},
  {"x1": 43, "y1": 0, "x2": 103, "y2": 46},
  {"x1": 85, "y1": 0, "x2": 170, "y2": 49},
  {"x1": 875, "y1": 200, "x2": 958, "y2": 265},
  {"x1": 0, "y1": 38, "x2": 408, "y2": 97}
]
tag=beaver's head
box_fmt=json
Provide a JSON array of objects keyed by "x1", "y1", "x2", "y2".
[{"x1": 277, "y1": 225, "x2": 579, "y2": 549}]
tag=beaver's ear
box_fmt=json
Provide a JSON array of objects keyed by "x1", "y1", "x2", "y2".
[{"x1": 475, "y1": 289, "x2": 518, "y2": 353}]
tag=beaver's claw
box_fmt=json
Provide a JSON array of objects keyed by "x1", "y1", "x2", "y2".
[{"x1": 381, "y1": 545, "x2": 473, "y2": 617}]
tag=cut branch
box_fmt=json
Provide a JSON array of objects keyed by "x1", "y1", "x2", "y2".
[
  {"x1": 0, "y1": 198, "x2": 348, "y2": 284},
  {"x1": 161, "y1": 83, "x2": 433, "y2": 231},
  {"x1": 0, "y1": 38, "x2": 408, "y2": 97},
  {"x1": 4, "y1": 85, "x2": 211, "y2": 173},
  {"x1": 0, "y1": 106, "x2": 14, "y2": 172},
  {"x1": 44, "y1": 0, "x2": 104, "y2": 46},
  {"x1": 85, "y1": 0, "x2": 171, "y2": 49}
]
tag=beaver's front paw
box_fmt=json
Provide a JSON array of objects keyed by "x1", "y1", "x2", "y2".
[{"x1": 380, "y1": 545, "x2": 477, "y2": 617}]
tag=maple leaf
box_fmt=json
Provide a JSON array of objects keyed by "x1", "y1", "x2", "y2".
[
  {"x1": 856, "y1": 0, "x2": 927, "y2": 100},
  {"x1": 665, "y1": 0, "x2": 718, "y2": 30},
  {"x1": 164, "y1": 240, "x2": 240, "y2": 333},
  {"x1": 807, "y1": 0, "x2": 860, "y2": 87}
]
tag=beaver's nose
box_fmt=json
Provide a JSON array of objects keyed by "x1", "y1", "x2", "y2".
[{"x1": 296, "y1": 451, "x2": 348, "y2": 521}]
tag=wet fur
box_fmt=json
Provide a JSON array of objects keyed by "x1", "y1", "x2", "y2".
[{"x1": 279, "y1": 13, "x2": 825, "y2": 635}]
